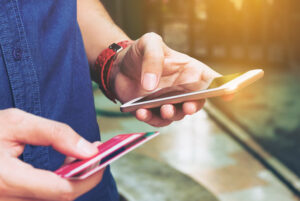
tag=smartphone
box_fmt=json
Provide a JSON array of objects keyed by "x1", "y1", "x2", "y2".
[
  {"x1": 120, "y1": 69, "x2": 264, "y2": 112},
  {"x1": 55, "y1": 132, "x2": 159, "y2": 180}
]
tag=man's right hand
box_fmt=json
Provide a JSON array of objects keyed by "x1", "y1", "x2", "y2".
[{"x1": 0, "y1": 109, "x2": 103, "y2": 201}]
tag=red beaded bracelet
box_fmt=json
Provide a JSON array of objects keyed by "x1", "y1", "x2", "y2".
[{"x1": 92, "y1": 41, "x2": 132, "y2": 103}]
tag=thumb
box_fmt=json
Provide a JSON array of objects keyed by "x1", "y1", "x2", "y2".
[
  {"x1": 139, "y1": 33, "x2": 165, "y2": 91},
  {"x1": 5, "y1": 109, "x2": 98, "y2": 159}
]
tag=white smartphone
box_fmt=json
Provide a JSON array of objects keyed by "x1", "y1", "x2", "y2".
[{"x1": 120, "y1": 69, "x2": 264, "y2": 113}]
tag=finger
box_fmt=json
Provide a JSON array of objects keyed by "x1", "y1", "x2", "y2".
[
  {"x1": 0, "y1": 196, "x2": 50, "y2": 201},
  {"x1": 0, "y1": 197, "x2": 42, "y2": 201},
  {"x1": 135, "y1": 109, "x2": 152, "y2": 122},
  {"x1": 160, "y1": 104, "x2": 185, "y2": 121},
  {"x1": 136, "y1": 108, "x2": 172, "y2": 127},
  {"x1": 92, "y1": 141, "x2": 102, "y2": 147},
  {"x1": 2, "y1": 157, "x2": 104, "y2": 201},
  {"x1": 65, "y1": 141, "x2": 103, "y2": 166},
  {"x1": 69, "y1": 168, "x2": 105, "y2": 198},
  {"x1": 222, "y1": 93, "x2": 235, "y2": 101},
  {"x1": 160, "y1": 104, "x2": 175, "y2": 120},
  {"x1": 182, "y1": 100, "x2": 206, "y2": 115},
  {"x1": 139, "y1": 33, "x2": 165, "y2": 91},
  {"x1": 162, "y1": 58, "x2": 189, "y2": 77},
  {"x1": 163, "y1": 58, "x2": 189, "y2": 72},
  {"x1": 164, "y1": 58, "x2": 189, "y2": 65},
  {"x1": 2, "y1": 109, "x2": 98, "y2": 159},
  {"x1": 63, "y1": 156, "x2": 77, "y2": 165},
  {"x1": 63, "y1": 142, "x2": 101, "y2": 165}
]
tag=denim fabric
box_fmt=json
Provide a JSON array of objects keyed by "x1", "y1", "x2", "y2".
[{"x1": 0, "y1": 0, "x2": 119, "y2": 200}]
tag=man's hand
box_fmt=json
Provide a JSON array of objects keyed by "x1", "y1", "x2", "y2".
[
  {"x1": 0, "y1": 109, "x2": 104, "y2": 201},
  {"x1": 110, "y1": 33, "x2": 220, "y2": 127},
  {"x1": 77, "y1": 1, "x2": 221, "y2": 127}
]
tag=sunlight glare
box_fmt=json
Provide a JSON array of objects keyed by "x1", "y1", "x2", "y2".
[{"x1": 230, "y1": 0, "x2": 243, "y2": 10}]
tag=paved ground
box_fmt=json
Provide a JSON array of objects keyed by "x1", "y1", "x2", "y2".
[{"x1": 94, "y1": 91, "x2": 299, "y2": 201}]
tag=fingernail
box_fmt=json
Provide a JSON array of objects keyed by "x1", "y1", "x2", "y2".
[
  {"x1": 93, "y1": 141, "x2": 102, "y2": 146},
  {"x1": 143, "y1": 73, "x2": 157, "y2": 91},
  {"x1": 77, "y1": 138, "x2": 98, "y2": 157},
  {"x1": 137, "y1": 109, "x2": 151, "y2": 122}
]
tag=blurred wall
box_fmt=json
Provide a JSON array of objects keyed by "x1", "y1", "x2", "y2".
[
  {"x1": 101, "y1": 0, "x2": 145, "y2": 39},
  {"x1": 101, "y1": 0, "x2": 300, "y2": 68}
]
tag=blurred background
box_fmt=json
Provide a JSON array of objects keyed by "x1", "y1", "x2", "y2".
[{"x1": 95, "y1": 0, "x2": 300, "y2": 200}]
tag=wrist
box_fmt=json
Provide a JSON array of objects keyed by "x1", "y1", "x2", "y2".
[
  {"x1": 92, "y1": 40, "x2": 133, "y2": 102},
  {"x1": 109, "y1": 45, "x2": 131, "y2": 102}
]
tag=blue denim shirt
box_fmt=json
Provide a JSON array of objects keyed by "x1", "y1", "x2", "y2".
[{"x1": 0, "y1": 1, "x2": 119, "y2": 200}]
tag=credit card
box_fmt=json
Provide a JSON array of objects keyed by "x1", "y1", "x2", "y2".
[{"x1": 55, "y1": 132, "x2": 159, "y2": 180}]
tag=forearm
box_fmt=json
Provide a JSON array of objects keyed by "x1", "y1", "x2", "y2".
[{"x1": 77, "y1": 0, "x2": 131, "y2": 65}]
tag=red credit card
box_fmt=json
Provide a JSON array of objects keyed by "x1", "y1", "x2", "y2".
[{"x1": 55, "y1": 132, "x2": 159, "y2": 180}]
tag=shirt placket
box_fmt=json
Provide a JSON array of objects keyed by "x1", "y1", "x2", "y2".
[{"x1": 0, "y1": 0, "x2": 49, "y2": 169}]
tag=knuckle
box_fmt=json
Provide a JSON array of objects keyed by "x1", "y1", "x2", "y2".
[
  {"x1": 58, "y1": 183, "x2": 76, "y2": 201},
  {"x1": 142, "y1": 32, "x2": 162, "y2": 42},
  {"x1": 59, "y1": 189, "x2": 76, "y2": 201},
  {"x1": 56, "y1": 180, "x2": 77, "y2": 201},
  {"x1": 50, "y1": 123, "x2": 71, "y2": 139}
]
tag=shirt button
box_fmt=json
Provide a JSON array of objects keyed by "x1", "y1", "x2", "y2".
[{"x1": 12, "y1": 48, "x2": 22, "y2": 61}]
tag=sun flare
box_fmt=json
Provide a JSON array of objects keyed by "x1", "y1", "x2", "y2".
[{"x1": 230, "y1": 0, "x2": 244, "y2": 10}]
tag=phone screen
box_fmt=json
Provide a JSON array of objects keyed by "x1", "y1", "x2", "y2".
[{"x1": 135, "y1": 72, "x2": 242, "y2": 103}]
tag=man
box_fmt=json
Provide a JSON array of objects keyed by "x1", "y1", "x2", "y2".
[{"x1": 0, "y1": 0, "x2": 219, "y2": 200}]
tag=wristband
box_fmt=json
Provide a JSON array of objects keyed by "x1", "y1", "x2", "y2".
[{"x1": 92, "y1": 40, "x2": 132, "y2": 103}]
